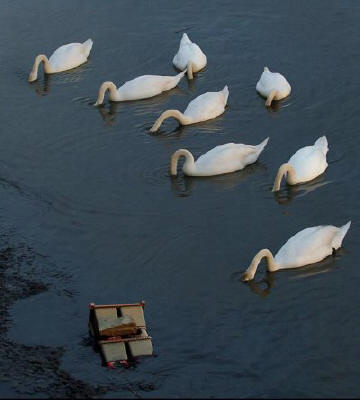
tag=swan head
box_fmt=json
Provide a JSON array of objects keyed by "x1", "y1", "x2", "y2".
[
  {"x1": 241, "y1": 270, "x2": 255, "y2": 282},
  {"x1": 28, "y1": 70, "x2": 37, "y2": 82}
]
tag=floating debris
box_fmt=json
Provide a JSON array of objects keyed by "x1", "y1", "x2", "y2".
[{"x1": 88, "y1": 301, "x2": 153, "y2": 367}]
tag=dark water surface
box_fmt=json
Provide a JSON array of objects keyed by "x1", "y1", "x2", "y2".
[{"x1": 0, "y1": 0, "x2": 359, "y2": 397}]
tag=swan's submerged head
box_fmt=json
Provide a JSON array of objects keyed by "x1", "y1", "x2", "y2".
[
  {"x1": 28, "y1": 70, "x2": 37, "y2": 82},
  {"x1": 242, "y1": 270, "x2": 255, "y2": 282},
  {"x1": 241, "y1": 249, "x2": 277, "y2": 281}
]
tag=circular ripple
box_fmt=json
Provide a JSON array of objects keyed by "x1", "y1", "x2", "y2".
[{"x1": 137, "y1": 160, "x2": 170, "y2": 188}]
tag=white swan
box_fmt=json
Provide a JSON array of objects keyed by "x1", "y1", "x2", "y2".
[
  {"x1": 173, "y1": 33, "x2": 207, "y2": 79},
  {"x1": 273, "y1": 136, "x2": 328, "y2": 192},
  {"x1": 256, "y1": 67, "x2": 291, "y2": 106},
  {"x1": 28, "y1": 39, "x2": 93, "y2": 82},
  {"x1": 94, "y1": 71, "x2": 186, "y2": 105},
  {"x1": 242, "y1": 221, "x2": 351, "y2": 281},
  {"x1": 150, "y1": 85, "x2": 229, "y2": 132},
  {"x1": 171, "y1": 138, "x2": 269, "y2": 177}
]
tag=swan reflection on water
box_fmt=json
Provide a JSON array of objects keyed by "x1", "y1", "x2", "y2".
[
  {"x1": 97, "y1": 102, "x2": 120, "y2": 126},
  {"x1": 265, "y1": 95, "x2": 293, "y2": 113},
  {"x1": 273, "y1": 174, "x2": 331, "y2": 204},
  {"x1": 171, "y1": 162, "x2": 267, "y2": 197},
  {"x1": 187, "y1": 75, "x2": 197, "y2": 92},
  {"x1": 186, "y1": 69, "x2": 207, "y2": 92},
  {"x1": 171, "y1": 63, "x2": 206, "y2": 92},
  {"x1": 230, "y1": 270, "x2": 275, "y2": 297},
  {"x1": 150, "y1": 112, "x2": 226, "y2": 138},
  {"x1": 29, "y1": 62, "x2": 91, "y2": 96},
  {"x1": 236, "y1": 249, "x2": 344, "y2": 297},
  {"x1": 30, "y1": 73, "x2": 52, "y2": 96},
  {"x1": 96, "y1": 86, "x2": 186, "y2": 126}
]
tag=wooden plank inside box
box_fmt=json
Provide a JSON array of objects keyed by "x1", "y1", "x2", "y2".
[
  {"x1": 89, "y1": 302, "x2": 146, "y2": 338},
  {"x1": 90, "y1": 302, "x2": 152, "y2": 363}
]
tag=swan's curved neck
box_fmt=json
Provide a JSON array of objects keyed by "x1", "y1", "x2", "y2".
[
  {"x1": 265, "y1": 89, "x2": 278, "y2": 106},
  {"x1": 272, "y1": 163, "x2": 297, "y2": 192},
  {"x1": 170, "y1": 149, "x2": 195, "y2": 176},
  {"x1": 187, "y1": 61, "x2": 194, "y2": 79},
  {"x1": 95, "y1": 82, "x2": 119, "y2": 106},
  {"x1": 150, "y1": 110, "x2": 191, "y2": 132},
  {"x1": 28, "y1": 55, "x2": 53, "y2": 82},
  {"x1": 242, "y1": 249, "x2": 278, "y2": 281}
]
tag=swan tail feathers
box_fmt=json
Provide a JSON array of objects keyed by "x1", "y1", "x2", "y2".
[
  {"x1": 181, "y1": 33, "x2": 191, "y2": 45},
  {"x1": 82, "y1": 39, "x2": 93, "y2": 57},
  {"x1": 314, "y1": 135, "x2": 329, "y2": 155},
  {"x1": 171, "y1": 70, "x2": 187, "y2": 87},
  {"x1": 264, "y1": 66, "x2": 270, "y2": 72},
  {"x1": 178, "y1": 69, "x2": 187, "y2": 77},
  {"x1": 222, "y1": 85, "x2": 229, "y2": 104},
  {"x1": 332, "y1": 221, "x2": 351, "y2": 250},
  {"x1": 255, "y1": 137, "x2": 270, "y2": 154},
  {"x1": 177, "y1": 69, "x2": 187, "y2": 80}
]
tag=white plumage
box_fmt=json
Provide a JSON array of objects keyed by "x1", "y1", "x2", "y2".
[
  {"x1": 185, "y1": 86, "x2": 229, "y2": 122},
  {"x1": 273, "y1": 136, "x2": 329, "y2": 191},
  {"x1": 94, "y1": 71, "x2": 186, "y2": 105},
  {"x1": 173, "y1": 33, "x2": 207, "y2": 79},
  {"x1": 150, "y1": 86, "x2": 229, "y2": 132},
  {"x1": 29, "y1": 39, "x2": 93, "y2": 82},
  {"x1": 242, "y1": 221, "x2": 351, "y2": 281},
  {"x1": 256, "y1": 66, "x2": 291, "y2": 106},
  {"x1": 171, "y1": 137, "x2": 269, "y2": 177},
  {"x1": 275, "y1": 223, "x2": 350, "y2": 268}
]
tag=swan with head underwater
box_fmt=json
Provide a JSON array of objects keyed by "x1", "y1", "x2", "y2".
[
  {"x1": 150, "y1": 85, "x2": 229, "y2": 132},
  {"x1": 28, "y1": 39, "x2": 93, "y2": 82},
  {"x1": 256, "y1": 66, "x2": 291, "y2": 106},
  {"x1": 94, "y1": 70, "x2": 187, "y2": 105},
  {"x1": 273, "y1": 136, "x2": 329, "y2": 192},
  {"x1": 242, "y1": 221, "x2": 351, "y2": 281},
  {"x1": 171, "y1": 137, "x2": 269, "y2": 176},
  {"x1": 172, "y1": 33, "x2": 207, "y2": 79}
]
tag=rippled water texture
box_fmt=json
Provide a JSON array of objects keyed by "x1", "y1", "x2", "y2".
[{"x1": 0, "y1": 0, "x2": 359, "y2": 397}]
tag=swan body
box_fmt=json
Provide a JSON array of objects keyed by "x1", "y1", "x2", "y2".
[
  {"x1": 94, "y1": 71, "x2": 186, "y2": 105},
  {"x1": 150, "y1": 85, "x2": 229, "y2": 132},
  {"x1": 173, "y1": 33, "x2": 207, "y2": 79},
  {"x1": 256, "y1": 67, "x2": 291, "y2": 106},
  {"x1": 242, "y1": 221, "x2": 351, "y2": 281},
  {"x1": 171, "y1": 137, "x2": 269, "y2": 176},
  {"x1": 28, "y1": 39, "x2": 93, "y2": 82},
  {"x1": 273, "y1": 136, "x2": 328, "y2": 191}
]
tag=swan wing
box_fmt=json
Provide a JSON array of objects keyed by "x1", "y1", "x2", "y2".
[
  {"x1": 82, "y1": 39, "x2": 93, "y2": 58},
  {"x1": 289, "y1": 145, "x2": 328, "y2": 182},
  {"x1": 275, "y1": 224, "x2": 348, "y2": 269},
  {"x1": 118, "y1": 73, "x2": 184, "y2": 100},
  {"x1": 194, "y1": 143, "x2": 258, "y2": 175},
  {"x1": 49, "y1": 42, "x2": 88, "y2": 72},
  {"x1": 180, "y1": 33, "x2": 192, "y2": 45},
  {"x1": 314, "y1": 136, "x2": 329, "y2": 155},
  {"x1": 184, "y1": 89, "x2": 227, "y2": 122}
]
